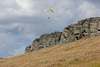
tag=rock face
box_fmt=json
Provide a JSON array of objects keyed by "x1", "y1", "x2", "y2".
[
  {"x1": 0, "y1": 58, "x2": 4, "y2": 59},
  {"x1": 25, "y1": 17, "x2": 100, "y2": 53},
  {"x1": 25, "y1": 32, "x2": 62, "y2": 53},
  {"x1": 60, "y1": 17, "x2": 100, "y2": 44}
]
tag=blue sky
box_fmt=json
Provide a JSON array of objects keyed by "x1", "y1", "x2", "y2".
[{"x1": 0, "y1": 0, "x2": 100, "y2": 58}]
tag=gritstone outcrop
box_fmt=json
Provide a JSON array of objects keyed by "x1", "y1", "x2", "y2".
[
  {"x1": 25, "y1": 17, "x2": 100, "y2": 53},
  {"x1": 25, "y1": 32, "x2": 62, "y2": 53}
]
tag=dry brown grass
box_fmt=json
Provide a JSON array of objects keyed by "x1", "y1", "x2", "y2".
[{"x1": 0, "y1": 36, "x2": 100, "y2": 67}]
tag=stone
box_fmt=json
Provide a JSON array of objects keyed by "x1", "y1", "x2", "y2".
[
  {"x1": 25, "y1": 17, "x2": 100, "y2": 53},
  {"x1": 25, "y1": 45, "x2": 32, "y2": 53},
  {"x1": 0, "y1": 58, "x2": 4, "y2": 59},
  {"x1": 60, "y1": 17, "x2": 100, "y2": 44},
  {"x1": 25, "y1": 31, "x2": 62, "y2": 53}
]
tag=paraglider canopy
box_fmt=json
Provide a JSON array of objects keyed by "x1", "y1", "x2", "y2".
[{"x1": 44, "y1": 9, "x2": 54, "y2": 13}]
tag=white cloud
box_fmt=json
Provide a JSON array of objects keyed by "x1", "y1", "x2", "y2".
[
  {"x1": 0, "y1": 23, "x2": 36, "y2": 57},
  {"x1": 78, "y1": 1, "x2": 100, "y2": 18},
  {"x1": 54, "y1": 9, "x2": 73, "y2": 21},
  {"x1": 16, "y1": 0, "x2": 33, "y2": 9},
  {"x1": 0, "y1": 0, "x2": 37, "y2": 17},
  {"x1": 0, "y1": 0, "x2": 17, "y2": 7}
]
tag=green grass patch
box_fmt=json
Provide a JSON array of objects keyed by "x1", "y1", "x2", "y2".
[
  {"x1": 68, "y1": 59, "x2": 90, "y2": 65},
  {"x1": 91, "y1": 63, "x2": 100, "y2": 67}
]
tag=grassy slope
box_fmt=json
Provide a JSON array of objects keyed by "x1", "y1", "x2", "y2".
[{"x1": 0, "y1": 36, "x2": 100, "y2": 67}]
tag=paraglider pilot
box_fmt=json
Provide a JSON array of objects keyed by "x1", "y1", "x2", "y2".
[{"x1": 48, "y1": 17, "x2": 50, "y2": 19}]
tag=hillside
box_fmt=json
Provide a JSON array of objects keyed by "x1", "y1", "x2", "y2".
[{"x1": 0, "y1": 36, "x2": 100, "y2": 67}]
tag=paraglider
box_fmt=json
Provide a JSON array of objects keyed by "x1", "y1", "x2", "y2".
[{"x1": 44, "y1": 9, "x2": 54, "y2": 19}]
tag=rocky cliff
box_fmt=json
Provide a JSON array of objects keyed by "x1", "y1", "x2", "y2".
[
  {"x1": 25, "y1": 17, "x2": 100, "y2": 53},
  {"x1": 25, "y1": 32, "x2": 62, "y2": 53}
]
